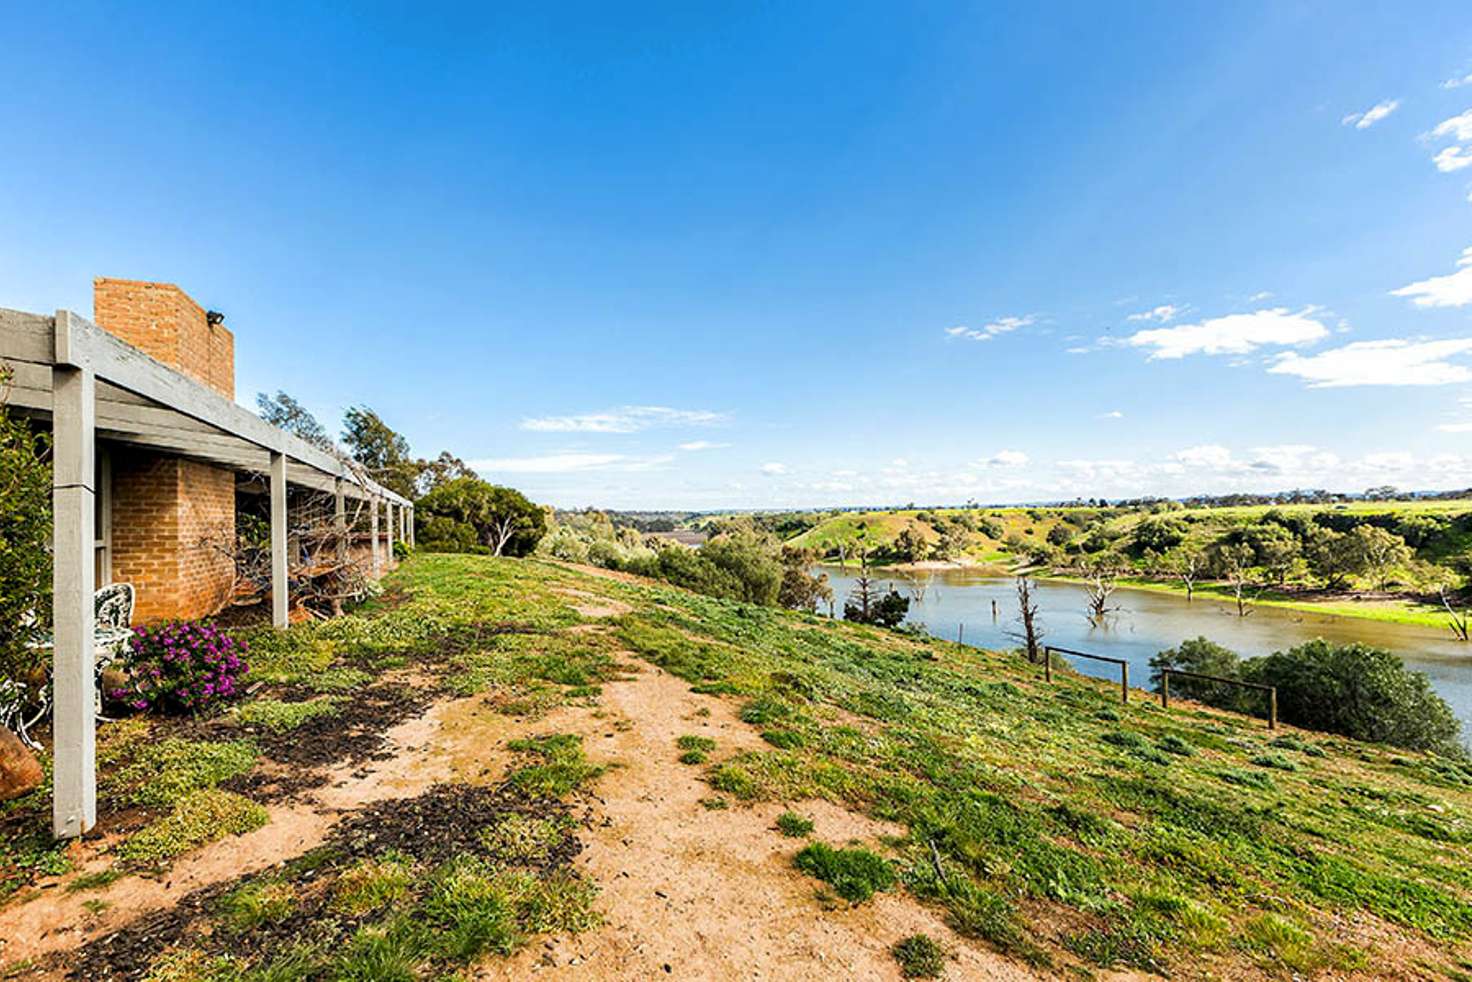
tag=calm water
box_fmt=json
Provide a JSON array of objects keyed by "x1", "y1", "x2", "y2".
[{"x1": 821, "y1": 565, "x2": 1472, "y2": 734}]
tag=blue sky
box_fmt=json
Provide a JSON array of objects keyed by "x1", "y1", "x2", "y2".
[{"x1": 5, "y1": 2, "x2": 1472, "y2": 509}]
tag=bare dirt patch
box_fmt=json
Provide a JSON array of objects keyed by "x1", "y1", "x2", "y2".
[
  {"x1": 0, "y1": 699, "x2": 458, "y2": 971},
  {"x1": 552, "y1": 586, "x2": 632, "y2": 620},
  {"x1": 470, "y1": 661, "x2": 1037, "y2": 980}
]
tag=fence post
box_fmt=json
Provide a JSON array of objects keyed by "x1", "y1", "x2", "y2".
[
  {"x1": 1120, "y1": 662, "x2": 1129, "y2": 705},
  {"x1": 1269, "y1": 687, "x2": 1277, "y2": 731},
  {"x1": 1161, "y1": 672, "x2": 1170, "y2": 710},
  {"x1": 958, "y1": 623, "x2": 964, "y2": 645},
  {"x1": 1044, "y1": 646, "x2": 1052, "y2": 683}
]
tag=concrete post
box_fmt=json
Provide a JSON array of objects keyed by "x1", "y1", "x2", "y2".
[
  {"x1": 386, "y1": 501, "x2": 395, "y2": 565},
  {"x1": 51, "y1": 357, "x2": 97, "y2": 839},
  {"x1": 270, "y1": 452, "x2": 288, "y2": 628},
  {"x1": 371, "y1": 497, "x2": 382, "y2": 575},
  {"x1": 334, "y1": 478, "x2": 346, "y2": 565}
]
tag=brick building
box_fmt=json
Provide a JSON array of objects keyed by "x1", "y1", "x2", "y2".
[{"x1": 3, "y1": 278, "x2": 414, "y2": 836}]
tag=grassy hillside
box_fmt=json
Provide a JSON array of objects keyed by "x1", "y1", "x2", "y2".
[
  {"x1": 6, "y1": 554, "x2": 1472, "y2": 978},
  {"x1": 785, "y1": 501, "x2": 1472, "y2": 627},
  {"x1": 787, "y1": 506, "x2": 1069, "y2": 565}
]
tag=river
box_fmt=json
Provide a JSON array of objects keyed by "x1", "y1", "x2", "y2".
[{"x1": 820, "y1": 565, "x2": 1472, "y2": 735}]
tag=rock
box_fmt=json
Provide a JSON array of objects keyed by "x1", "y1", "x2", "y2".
[{"x1": 0, "y1": 725, "x2": 44, "y2": 801}]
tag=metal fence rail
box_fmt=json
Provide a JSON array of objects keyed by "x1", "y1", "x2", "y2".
[
  {"x1": 1043, "y1": 645, "x2": 1130, "y2": 704},
  {"x1": 1160, "y1": 667, "x2": 1278, "y2": 730}
]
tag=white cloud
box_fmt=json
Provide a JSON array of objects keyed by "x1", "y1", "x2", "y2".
[
  {"x1": 1432, "y1": 109, "x2": 1472, "y2": 142},
  {"x1": 1341, "y1": 99, "x2": 1400, "y2": 129},
  {"x1": 1126, "y1": 304, "x2": 1184, "y2": 323},
  {"x1": 1391, "y1": 246, "x2": 1472, "y2": 307},
  {"x1": 1433, "y1": 146, "x2": 1472, "y2": 172},
  {"x1": 1246, "y1": 445, "x2": 1340, "y2": 475},
  {"x1": 1099, "y1": 410, "x2": 1124, "y2": 419},
  {"x1": 1127, "y1": 307, "x2": 1329, "y2": 359},
  {"x1": 677, "y1": 440, "x2": 730, "y2": 451},
  {"x1": 984, "y1": 450, "x2": 1029, "y2": 468},
  {"x1": 1248, "y1": 291, "x2": 1274, "y2": 302},
  {"x1": 1444, "y1": 74, "x2": 1472, "y2": 89},
  {"x1": 1362, "y1": 451, "x2": 1415, "y2": 471},
  {"x1": 1440, "y1": 422, "x2": 1472, "y2": 433},
  {"x1": 759, "y1": 462, "x2": 787, "y2": 476},
  {"x1": 945, "y1": 315, "x2": 1036, "y2": 342},
  {"x1": 1174, "y1": 444, "x2": 1235, "y2": 469},
  {"x1": 1269, "y1": 338, "x2": 1472, "y2": 387},
  {"x1": 520, "y1": 405, "x2": 727, "y2": 433},
  {"x1": 471, "y1": 453, "x2": 631, "y2": 474}
]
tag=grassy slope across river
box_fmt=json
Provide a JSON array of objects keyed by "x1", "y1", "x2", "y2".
[
  {"x1": 3, "y1": 554, "x2": 1472, "y2": 978},
  {"x1": 788, "y1": 501, "x2": 1472, "y2": 630}
]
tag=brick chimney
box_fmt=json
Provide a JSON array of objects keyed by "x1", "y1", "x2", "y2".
[
  {"x1": 92, "y1": 277, "x2": 239, "y2": 622},
  {"x1": 93, "y1": 278, "x2": 235, "y2": 399}
]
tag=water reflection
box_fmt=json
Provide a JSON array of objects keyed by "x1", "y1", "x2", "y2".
[{"x1": 821, "y1": 565, "x2": 1472, "y2": 733}]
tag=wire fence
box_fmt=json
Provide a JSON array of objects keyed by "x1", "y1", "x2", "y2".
[{"x1": 1039, "y1": 645, "x2": 1279, "y2": 730}]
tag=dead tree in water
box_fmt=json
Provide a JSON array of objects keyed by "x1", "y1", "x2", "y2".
[
  {"x1": 1171, "y1": 545, "x2": 1205, "y2": 602},
  {"x1": 1085, "y1": 565, "x2": 1121, "y2": 624},
  {"x1": 1007, "y1": 576, "x2": 1045, "y2": 664},
  {"x1": 1442, "y1": 587, "x2": 1470, "y2": 642}
]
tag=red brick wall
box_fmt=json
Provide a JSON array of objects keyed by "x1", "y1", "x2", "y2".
[
  {"x1": 93, "y1": 278, "x2": 235, "y2": 399},
  {"x1": 94, "y1": 279, "x2": 239, "y2": 622},
  {"x1": 110, "y1": 452, "x2": 237, "y2": 623}
]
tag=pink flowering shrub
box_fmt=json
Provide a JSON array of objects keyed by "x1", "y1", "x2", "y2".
[{"x1": 110, "y1": 621, "x2": 250, "y2": 714}]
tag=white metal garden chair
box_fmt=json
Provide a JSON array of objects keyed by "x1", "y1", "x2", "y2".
[{"x1": 4, "y1": 583, "x2": 135, "y2": 749}]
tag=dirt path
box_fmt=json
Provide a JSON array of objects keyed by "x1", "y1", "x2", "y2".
[
  {"x1": 4, "y1": 616, "x2": 1039, "y2": 979},
  {"x1": 459, "y1": 659, "x2": 1037, "y2": 981},
  {"x1": 0, "y1": 700, "x2": 460, "y2": 968}
]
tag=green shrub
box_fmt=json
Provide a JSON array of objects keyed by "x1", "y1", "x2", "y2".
[
  {"x1": 1245, "y1": 640, "x2": 1462, "y2": 756},
  {"x1": 793, "y1": 842, "x2": 895, "y2": 902},
  {"x1": 0, "y1": 383, "x2": 51, "y2": 704},
  {"x1": 891, "y1": 933, "x2": 947, "y2": 977},
  {"x1": 776, "y1": 811, "x2": 814, "y2": 838}
]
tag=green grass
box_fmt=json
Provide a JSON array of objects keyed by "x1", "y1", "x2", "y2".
[
  {"x1": 235, "y1": 697, "x2": 342, "y2": 733},
  {"x1": 14, "y1": 552, "x2": 1472, "y2": 977},
  {"x1": 118, "y1": 789, "x2": 269, "y2": 869},
  {"x1": 793, "y1": 842, "x2": 896, "y2": 902},
  {"x1": 506, "y1": 733, "x2": 606, "y2": 796},
  {"x1": 512, "y1": 552, "x2": 1472, "y2": 973},
  {"x1": 114, "y1": 738, "x2": 259, "y2": 807},
  {"x1": 775, "y1": 811, "x2": 815, "y2": 838},
  {"x1": 892, "y1": 933, "x2": 947, "y2": 978}
]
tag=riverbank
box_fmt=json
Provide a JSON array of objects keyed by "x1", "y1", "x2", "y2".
[{"x1": 1048, "y1": 573, "x2": 1457, "y2": 632}]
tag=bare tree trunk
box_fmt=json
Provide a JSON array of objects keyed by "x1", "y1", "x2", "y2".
[
  {"x1": 1442, "y1": 588, "x2": 1470, "y2": 642},
  {"x1": 1010, "y1": 576, "x2": 1044, "y2": 664}
]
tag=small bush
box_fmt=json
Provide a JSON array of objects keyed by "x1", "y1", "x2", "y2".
[
  {"x1": 793, "y1": 842, "x2": 895, "y2": 903},
  {"x1": 679, "y1": 749, "x2": 708, "y2": 764},
  {"x1": 1157, "y1": 735, "x2": 1195, "y2": 756},
  {"x1": 776, "y1": 811, "x2": 814, "y2": 838},
  {"x1": 761, "y1": 729, "x2": 804, "y2": 750},
  {"x1": 677, "y1": 734, "x2": 716, "y2": 752},
  {"x1": 1250, "y1": 753, "x2": 1299, "y2": 772},
  {"x1": 892, "y1": 933, "x2": 947, "y2": 978},
  {"x1": 111, "y1": 621, "x2": 249, "y2": 714}
]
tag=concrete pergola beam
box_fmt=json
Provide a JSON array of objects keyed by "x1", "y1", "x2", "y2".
[
  {"x1": 270, "y1": 451, "x2": 289, "y2": 629},
  {"x1": 0, "y1": 307, "x2": 419, "y2": 840},
  {"x1": 50, "y1": 332, "x2": 97, "y2": 838}
]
